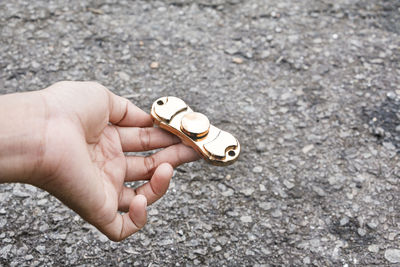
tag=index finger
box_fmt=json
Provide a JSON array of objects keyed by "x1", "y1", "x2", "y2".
[{"x1": 107, "y1": 91, "x2": 153, "y2": 127}]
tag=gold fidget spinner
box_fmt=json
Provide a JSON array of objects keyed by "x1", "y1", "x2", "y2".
[{"x1": 151, "y1": 96, "x2": 240, "y2": 166}]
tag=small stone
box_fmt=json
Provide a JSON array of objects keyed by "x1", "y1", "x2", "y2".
[
  {"x1": 148, "y1": 208, "x2": 159, "y2": 216},
  {"x1": 252, "y1": 166, "x2": 263, "y2": 173},
  {"x1": 225, "y1": 47, "x2": 239, "y2": 55},
  {"x1": 368, "y1": 244, "x2": 379, "y2": 253},
  {"x1": 118, "y1": 71, "x2": 130, "y2": 81},
  {"x1": 245, "y1": 249, "x2": 255, "y2": 256},
  {"x1": 340, "y1": 217, "x2": 349, "y2": 226},
  {"x1": 383, "y1": 142, "x2": 396, "y2": 151},
  {"x1": 259, "y1": 202, "x2": 273, "y2": 211},
  {"x1": 31, "y1": 61, "x2": 40, "y2": 69},
  {"x1": 367, "y1": 220, "x2": 378, "y2": 229},
  {"x1": 385, "y1": 249, "x2": 400, "y2": 263},
  {"x1": 259, "y1": 50, "x2": 270, "y2": 59},
  {"x1": 98, "y1": 233, "x2": 109, "y2": 243},
  {"x1": 214, "y1": 245, "x2": 222, "y2": 252},
  {"x1": 256, "y1": 142, "x2": 267, "y2": 152},
  {"x1": 232, "y1": 57, "x2": 243, "y2": 64},
  {"x1": 160, "y1": 239, "x2": 173, "y2": 246},
  {"x1": 227, "y1": 211, "x2": 239, "y2": 217},
  {"x1": 259, "y1": 184, "x2": 266, "y2": 191},
  {"x1": 241, "y1": 188, "x2": 254, "y2": 196},
  {"x1": 193, "y1": 248, "x2": 207, "y2": 255},
  {"x1": 217, "y1": 236, "x2": 228, "y2": 245},
  {"x1": 271, "y1": 209, "x2": 282, "y2": 218},
  {"x1": 302, "y1": 144, "x2": 314, "y2": 154},
  {"x1": 35, "y1": 245, "x2": 46, "y2": 254},
  {"x1": 25, "y1": 255, "x2": 34, "y2": 260},
  {"x1": 283, "y1": 180, "x2": 295, "y2": 189},
  {"x1": 240, "y1": 216, "x2": 253, "y2": 223},
  {"x1": 0, "y1": 244, "x2": 12, "y2": 259},
  {"x1": 395, "y1": 125, "x2": 400, "y2": 132},
  {"x1": 313, "y1": 186, "x2": 326, "y2": 197},
  {"x1": 357, "y1": 228, "x2": 366, "y2": 236},
  {"x1": 221, "y1": 188, "x2": 234, "y2": 197},
  {"x1": 150, "y1": 62, "x2": 160, "y2": 69},
  {"x1": 303, "y1": 256, "x2": 311, "y2": 264},
  {"x1": 387, "y1": 91, "x2": 396, "y2": 100},
  {"x1": 388, "y1": 232, "x2": 397, "y2": 241}
]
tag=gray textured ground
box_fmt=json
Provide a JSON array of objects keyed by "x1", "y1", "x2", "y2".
[{"x1": 1, "y1": 0, "x2": 400, "y2": 266}]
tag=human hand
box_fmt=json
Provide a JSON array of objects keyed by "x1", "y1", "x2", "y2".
[{"x1": 9, "y1": 81, "x2": 199, "y2": 241}]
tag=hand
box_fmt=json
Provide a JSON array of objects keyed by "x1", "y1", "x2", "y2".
[{"x1": 31, "y1": 81, "x2": 199, "y2": 241}]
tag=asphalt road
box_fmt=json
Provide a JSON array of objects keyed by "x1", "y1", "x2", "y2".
[{"x1": 1, "y1": 0, "x2": 400, "y2": 265}]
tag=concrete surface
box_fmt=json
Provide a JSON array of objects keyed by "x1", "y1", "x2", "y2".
[{"x1": 1, "y1": 0, "x2": 400, "y2": 265}]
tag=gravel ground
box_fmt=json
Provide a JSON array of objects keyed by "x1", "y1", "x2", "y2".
[{"x1": 1, "y1": 0, "x2": 400, "y2": 266}]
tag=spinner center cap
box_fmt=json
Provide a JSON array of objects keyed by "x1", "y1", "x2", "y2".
[{"x1": 181, "y1": 112, "x2": 210, "y2": 139}]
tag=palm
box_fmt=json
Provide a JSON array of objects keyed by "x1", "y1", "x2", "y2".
[{"x1": 38, "y1": 81, "x2": 199, "y2": 241}]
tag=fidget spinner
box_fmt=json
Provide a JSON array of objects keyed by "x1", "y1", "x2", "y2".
[{"x1": 151, "y1": 96, "x2": 240, "y2": 166}]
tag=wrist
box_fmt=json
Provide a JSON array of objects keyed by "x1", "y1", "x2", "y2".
[{"x1": 0, "y1": 91, "x2": 48, "y2": 184}]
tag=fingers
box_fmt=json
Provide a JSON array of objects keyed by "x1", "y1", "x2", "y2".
[
  {"x1": 115, "y1": 126, "x2": 180, "y2": 152},
  {"x1": 118, "y1": 163, "x2": 173, "y2": 212},
  {"x1": 107, "y1": 90, "x2": 153, "y2": 127},
  {"x1": 135, "y1": 163, "x2": 173, "y2": 205},
  {"x1": 125, "y1": 143, "x2": 200, "y2": 181},
  {"x1": 100, "y1": 195, "x2": 147, "y2": 242},
  {"x1": 101, "y1": 164, "x2": 173, "y2": 241}
]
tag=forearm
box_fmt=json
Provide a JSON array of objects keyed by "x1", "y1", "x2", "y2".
[{"x1": 0, "y1": 91, "x2": 47, "y2": 183}]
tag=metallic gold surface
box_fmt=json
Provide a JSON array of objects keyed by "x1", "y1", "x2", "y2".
[
  {"x1": 181, "y1": 112, "x2": 210, "y2": 139},
  {"x1": 151, "y1": 96, "x2": 240, "y2": 166}
]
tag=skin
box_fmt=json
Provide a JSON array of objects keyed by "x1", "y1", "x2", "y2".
[{"x1": 0, "y1": 81, "x2": 199, "y2": 241}]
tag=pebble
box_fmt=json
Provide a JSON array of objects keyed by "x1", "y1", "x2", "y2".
[
  {"x1": 232, "y1": 57, "x2": 243, "y2": 64},
  {"x1": 118, "y1": 71, "x2": 130, "y2": 81},
  {"x1": 357, "y1": 228, "x2": 366, "y2": 237},
  {"x1": 240, "y1": 216, "x2": 253, "y2": 223},
  {"x1": 193, "y1": 248, "x2": 207, "y2": 255},
  {"x1": 241, "y1": 188, "x2": 254, "y2": 196},
  {"x1": 35, "y1": 245, "x2": 46, "y2": 254},
  {"x1": 385, "y1": 249, "x2": 400, "y2": 263},
  {"x1": 302, "y1": 144, "x2": 314, "y2": 154},
  {"x1": 283, "y1": 180, "x2": 295, "y2": 189},
  {"x1": 217, "y1": 236, "x2": 228, "y2": 246},
  {"x1": 150, "y1": 61, "x2": 160, "y2": 69},
  {"x1": 159, "y1": 239, "x2": 173, "y2": 246},
  {"x1": 221, "y1": 188, "x2": 234, "y2": 197},
  {"x1": 25, "y1": 255, "x2": 34, "y2": 260},
  {"x1": 383, "y1": 142, "x2": 396, "y2": 151},
  {"x1": 0, "y1": 244, "x2": 12, "y2": 259},
  {"x1": 387, "y1": 91, "x2": 396, "y2": 100},
  {"x1": 313, "y1": 186, "x2": 326, "y2": 197},
  {"x1": 252, "y1": 166, "x2": 263, "y2": 173},
  {"x1": 256, "y1": 142, "x2": 267, "y2": 152},
  {"x1": 340, "y1": 217, "x2": 349, "y2": 226},
  {"x1": 259, "y1": 202, "x2": 273, "y2": 211},
  {"x1": 259, "y1": 50, "x2": 270, "y2": 59},
  {"x1": 259, "y1": 184, "x2": 266, "y2": 191},
  {"x1": 368, "y1": 244, "x2": 379, "y2": 253},
  {"x1": 271, "y1": 209, "x2": 282, "y2": 218},
  {"x1": 303, "y1": 256, "x2": 311, "y2": 264},
  {"x1": 148, "y1": 208, "x2": 159, "y2": 216},
  {"x1": 367, "y1": 221, "x2": 378, "y2": 229}
]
